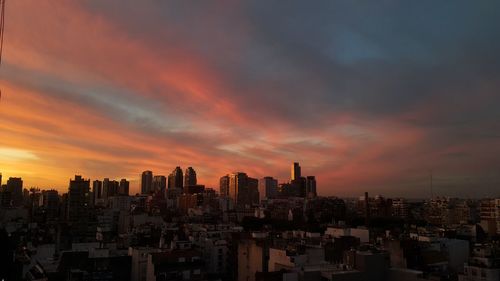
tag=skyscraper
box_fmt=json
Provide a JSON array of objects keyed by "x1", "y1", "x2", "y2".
[
  {"x1": 119, "y1": 178, "x2": 129, "y2": 195},
  {"x1": 219, "y1": 175, "x2": 230, "y2": 197},
  {"x1": 169, "y1": 167, "x2": 183, "y2": 190},
  {"x1": 153, "y1": 175, "x2": 167, "y2": 194},
  {"x1": 66, "y1": 175, "x2": 90, "y2": 222},
  {"x1": 141, "y1": 170, "x2": 153, "y2": 195},
  {"x1": 41, "y1": 189, "x2": 59, "y2": 219},
  {"x1": 228, "y1": 172, "x2": 259, "y2": 207},
  {"x1": 291, "y1": 162, "x2": 301, "y2": 181},
  {"x1": 92, "y1": 180, "x2": 102, "y2": 202},
  {"x1": 259, "y1": 176, "x2": 278, "y2": 200},
  {"x1": 248, "y1": 177, "x2": 259, "y2": 205},
  {"x1": 102, "y1": 178, "x2": 119, "y2": 199},
  {"x1": 306, "y1": 176, "x2": 317, "y2": 198},
  {"x1": 7, "y1": 177, "x2": 23, "y2": 206},
  {"x1": 184, "y1": 167, "x2": 197, "y2": 187}
]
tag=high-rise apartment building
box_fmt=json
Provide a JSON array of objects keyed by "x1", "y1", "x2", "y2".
[
  {"x1": 141, "y1": 171, "x2": 153, "y2": 195},
  {"x1": 169, "y1": 167, "x2": 184, "y2": 190},
  {"x1": 66, "y1": 175, "x2": 90, "y2": 222},
  {"x1": 152, "y1": 175, "x2": 167, "y2": 194},
  {"x1": 119, "y1": 179, "x2": 129, "y2": 195},
  {"x1": 227, "y1": 172, "x2": 259, "y2": 207},
  {"x1": 102, "y1": 178, "x2": 119, "y2": 199},
  {"x1": 306, "y1": 176, "x2": 317, "y2": 198},
  {"x1": 480, "y1": 198, "x2": 500, "y2": 235},
  {"x1": 184, "y1": 167, "x2": 197, "y2": 187},
  {"x1": 92, "y1": 180, "x2": 102, "y2": 202},
  {"x1": 258, "y1": 177, "x2": 278, "y2": 200},
  {"x1": 41, "y1": 189, "x2": 59, "y2": 219},
  {"x1": 220, "y1": 175, "x2": 230, "y2": 197},
  {"x1": 291, "y1": 162, "x2": 301, "y2": 181},
  {"x1": 7, "y1": 177, "x2": 23, "y2": 206}
]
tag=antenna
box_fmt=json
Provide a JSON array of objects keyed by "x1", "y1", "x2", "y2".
[{"x1": 430, "y1": 169, "x2": 434, "y2": 199}]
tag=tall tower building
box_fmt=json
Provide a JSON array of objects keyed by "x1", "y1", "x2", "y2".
[
  {"x1": 259, "y1": 177, "x2": 278, "y2": 200},
  {"x1": 228, "y1": 172, "x2": 259, "y2": 206},
  {"x1": 141, "y1": 171, "x2": 153, "y2": 195},
  {"x1": 153, "y1": 175, "x2": 167, "y2": 194},
  {"x1": 7, "y1": 177, "x2": 23, "y2": 206},
  {"x1": 228, "y1": 173, "x2": 244, "y2": 204},
  {"x1": 291, "y1": 162, "x2": 301, "y2": 181},
  {"x1": 42, "y1": 190, "x2": 59, "y2": 219},
  {"x1": 66, "y1": 175, "x2": 90, "y2": 222},
  {"x1": 219, "y1": 175, "x2": 230, "y2": 197},
  {"x1": 102, "y1": 178, "x2": 119, "y2": 199},
  {"x1": 92, "y1": 180, "x2": 102, "y2": 201},
  {"x1": 306, "y1": 176, "x2": 317, "y2": 198},
  {"x1": 119, "y1": 179, "x2": 129, "y2": 195},
  {"x1": 169, "y1": 167, "x2": 183, "y2": 190},
  {"x1": 184, "y1": 167, "x2": 197, "y2": 187}
]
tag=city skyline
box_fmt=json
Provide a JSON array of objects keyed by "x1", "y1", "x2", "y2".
[
  {"x1": 2, "y1": 3, "x2": 500, "y2": 281},
  {"x1": 0, "y1": 162, "x2": 317, "y2": 197},
  {"x1": 1, "y1": 1, "x2": 500, "y2": 197}
]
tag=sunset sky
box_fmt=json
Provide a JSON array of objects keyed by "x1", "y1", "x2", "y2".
[{"x1": 1, "y1": 1, "x2": 500, "y2": 197}]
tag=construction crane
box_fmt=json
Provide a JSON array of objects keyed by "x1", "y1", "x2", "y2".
[{"x1": 0, "y1": 0, "x2": 5, "y2": 100}]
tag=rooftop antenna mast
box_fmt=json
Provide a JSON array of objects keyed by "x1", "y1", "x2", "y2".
[{"x1": 430, "y1": 169, "x2": 434, "y2": 199}]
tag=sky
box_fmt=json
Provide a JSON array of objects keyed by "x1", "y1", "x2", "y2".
[{"x1": 1, "y1": 1, "x2": 500, "y2": 197}]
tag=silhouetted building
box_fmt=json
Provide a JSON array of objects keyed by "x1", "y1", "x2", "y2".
[
  {"x1": 179, "y1": 193, "x2": 201, "y2": 214},
  {"x1": 6, "y1": 177, "x2": 23, "y2": 206},
  {"x1": 146, "y1": 249, "x2": 204, "y2": 281},
  {"x1": 228, "y1": 172, "x2": 259, "y2": 207},
  {"x1": 306, "y1": 176, "x2": 317, "y2": 198},
  {"x1": 56, "y1": 251, "x2": 131, "y2": 281},
  {"x1": 357, "y1": 193, "x2": 393, "y2": 221},
  {"x1": 103, "y1": 178, "x2": 119, "y2": 199},
  {"x1": 0, "y1": 189, "x2": 11, "y2": 207},
  {"x1": 141, "y1": 170, "x2": 153, "y2": 195},
  {"x1": 278, "y1": 183, "x2": 291, "y2": 198},
  {"x1": 66, "y1": 175, "x2": 90, "y2": 222},
  {"x1": 184, "y1": 185, "x2": 205, "y2": 195},
  {"x1": 480, "y1": 198, "x2": 500, "y2": 235},
  {"x1": 258, "y1": 177, "x2": 278, "y2": 200},
  {"x1": 391, "y1": 198, "x2": 409, "y2": 218},
  {"x1": 92, "y1": 180, "x2": 102, "y2": 202},
  {"x1": 220, "y1": 175, "x2": 230, "y2": 198},
  {"x1": 169, "y1": 167, "x2": 184, "y2": 191},
  {"x1": 153, "y1": 175, "x2": 167, "y2": 194},
  {"x1": 290, "y1": 177, "x2": 306, "y2": 197},
  {"x1": 41, "y1": 189, "x2": 59, "y2": 219},
  {"x1": 119, "y1": 178, "x2": 130, "y2": 195},
  {"x1": 291, "y1": 162, "x2": 301, "y2": 181},
  {"x1": 184, "y1": 167, "x2": 197, "y2": 187}
]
